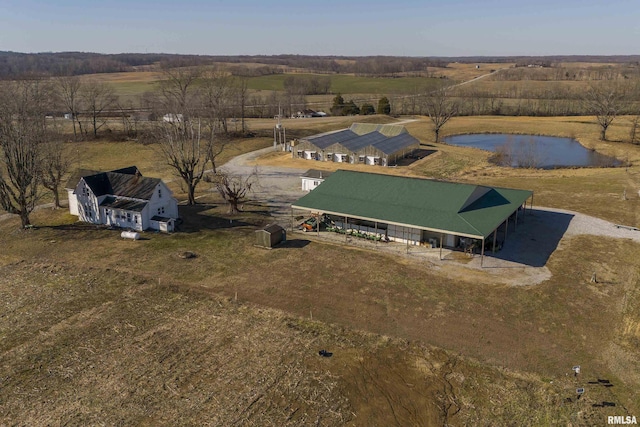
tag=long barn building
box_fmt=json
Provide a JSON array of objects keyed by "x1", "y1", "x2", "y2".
[
  {"x1": 293, "y1": 123, "x2": 420, "y2": 166},
  {"x1": 292, "y1": 170, "x2": 533, "y2": 265}
]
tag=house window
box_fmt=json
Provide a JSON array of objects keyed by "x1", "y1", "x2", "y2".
[
  {"x1": 134, "y1": 215, "x2": 138, "y2": 224},
  {"x1": 157, "y1": 206, "x2": 165, "y2": 215},
  {"x1": 127, "y1": 212, "x2": 132, "y2": 222},
  {"x1": 358, "y1": 155, "x2": 365, "y2": 163},
  {"x1": 158, "y1": 188, "x2": 162, "y2": 198},
  {"x1": 327, "y1": 153, "x2": 333, "y2": 162},
  {"x1": 313, "y1": 180, "x2": 320, "y2": 186},
  {"x1": 297, "y1": 150, "x2": 303, "y2": 158}
]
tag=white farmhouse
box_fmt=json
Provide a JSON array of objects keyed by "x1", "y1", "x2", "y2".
[{"x1": 66, "y1": 166, "x2": 179, "y2": 232}]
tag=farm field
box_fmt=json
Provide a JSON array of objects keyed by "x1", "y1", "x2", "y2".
[
  {"x1": 1, "y1": 200, "x2": 639, "y2": 425},
  {"x1": 78, "y1": 61, "x2": 509, "y2": 104}
]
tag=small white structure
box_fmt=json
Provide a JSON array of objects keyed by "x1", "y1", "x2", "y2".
[
  {"x1": 301, "y1": 169, "x2": 332, "y2": 192},
  {"x1": 66, "y1": 166, "x2": 179, "y2": 232},
  {"x1": 162, "y1": 113, "x2": 184, "y2": 123},
  {"x1": 121, "y1": 231, "x2": 140, "y2": 240}
]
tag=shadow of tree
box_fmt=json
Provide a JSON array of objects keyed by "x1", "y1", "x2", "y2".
[{"x1": 177, "y1": 204, "x2": 253, "y2": 233}]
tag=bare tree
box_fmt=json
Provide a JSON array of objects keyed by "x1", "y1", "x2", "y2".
[
  {"x1": 82, "y1": 80, "x2": 117, "y2": 138},
  {"x1": 236, "y1": 76, "x2": 249, "y2": 134},
  {"x1": 630, "y1": 114, "x2": 640, "y2": 145},
  {"x1": 198, "y1": 71, "x2": 235, "y2": 172},
  {"x1": 56, "y1": 76, "x2": 83, "y2": 141},
  {"x1": 0, "y1": 80, "x2": 51, "y2": 228},
  {"x1": 41, "y1": 135, "x2": 74, "y2": 209},
  {"x1": 422, "y1": 88, "x2": 459, "y2": 143},
  {"x1": 582, "y1": 82, "x2": 625, "y2": 141},
  {"x1": 214, "y1": 168, "x2": 258, "y2": 214},
  {"x1": 116, "y1": 100, "x2": 137, "y2": 139},
  {"x1": 158, "y1": 120, "x2": 211, "y2": 205},
  {"x1": 158, "y1": 66, "x2": 201, "y2": 117}
]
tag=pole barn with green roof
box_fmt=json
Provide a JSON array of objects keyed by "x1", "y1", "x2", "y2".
[{"x1": 291, "y1": 170, "x2": 533, "y2": 266}]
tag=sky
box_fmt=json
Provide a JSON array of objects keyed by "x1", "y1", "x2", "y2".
[{"x1": 1, "y1": 0, "x2": 639, "y2": 57}]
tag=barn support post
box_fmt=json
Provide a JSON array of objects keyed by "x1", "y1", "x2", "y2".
[
  {"x1": 291, "y1": 207, "x2": 294, "y2": 232},
  {"x1": 345, "y1": 216, "x2": 348, "y2": 243},
  {"x1": 492, "y1": 229, "x2": 497, "y2": 253},
  {"x1": 515, "y1": 208, "x2": 518, "y2": 231},
  {"x1": 530, "y1": 192, "x2": 534, "y2": 214},
  {"x1": 375, "y1": 221, "x2": 378, "y2": 246},
  {"x1": 505, "y1": 217, "x2": 509, "y2": 241},
  {"x1": 481, "y1": 237, "x2": 485, "y2": 267},
  {"x1": 439, "y1": 233, "x2": 443, "y2": 260},
  {"x1": 406, "y1": 236, "x2": 409, "y2": 254},
  {"x1": 316, "y1": 212, "x2": 320, "y2": 236}
]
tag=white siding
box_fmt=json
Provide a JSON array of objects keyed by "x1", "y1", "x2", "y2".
[
  {"x1": 67, "y1": 189, "x2": 79, "y2": 216},
  {"x1": 445, "y1": 234, "x2": 457, "y2": 248},
  {"x1": 387, "y1": 224, "x2": 420, "y2": 245},
  {"x1": 301, "y1": 177, "x2": 323, "y2": 192},
  {"x1": 366, "y1": 156, "x2": 380, "y2": 166},
  {"x1": 147, "y1": 182, "x2": 179, "y2": 221},
  {"x1": 75, "y1": 180, "x2": 100, "y2": 224}
]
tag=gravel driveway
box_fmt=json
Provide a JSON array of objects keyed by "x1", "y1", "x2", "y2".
[{"x1": 221, "y1": 146, "x2": 306, "y2": 223}]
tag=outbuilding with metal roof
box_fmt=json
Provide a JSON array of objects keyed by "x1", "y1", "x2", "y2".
[
  {"x1": 293, "y1": 123, "x2": 420, "y2": 166},
  {"x1": 291, "y1": 170, "x2": 533, "y2": 265}
]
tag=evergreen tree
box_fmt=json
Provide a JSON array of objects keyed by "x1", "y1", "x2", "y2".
[
  {"x1": 361, "y1": 103, "x2": 375, "y2": 115},
  {"x1": 330, "y1": 93, "x2": 345, "y2": 115},
  {"x1": 378, "y1": 96, "x2": 391, "y2": 115}
]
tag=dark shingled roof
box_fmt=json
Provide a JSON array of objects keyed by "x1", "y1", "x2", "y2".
[
  {"x1": 301, "y1": 169, "x2": 332, "y2": 180},
  {"x1": 105, "y1": 172, "x2": 160, "y2": 200},
  {"x1": 99, "y1": 196, "x2": 147, "y2": 212},
  {"x1": 260, "y1": 223, "x2": 285, "y2": 234},
  {"x1": 64, "y1": 169, "x2": 100, "y2": 190},
  {"x1": 77, "y1": 166, "x2": 160, "y2": 200},
  {"x1": 151, "y1": 215, "x2": 174, "y2": 222},
  {"x1": 110, "y1": 166, "x2": 141, "y2": 175}
]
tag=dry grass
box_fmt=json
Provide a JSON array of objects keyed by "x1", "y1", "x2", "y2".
[
  {"x1": 3, "y1": 110, "x2": 640, "y2": 423},
  {"x1": 433, "y1": 62, "x2": 516, "y2": 81},
  {"x1": 1, "y1": 205, "x2": 638, "y2": 424}
]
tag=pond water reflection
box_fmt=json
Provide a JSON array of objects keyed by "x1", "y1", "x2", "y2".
[{"x1": 442, "y1": 134, "x2": 620, "y2": 169}]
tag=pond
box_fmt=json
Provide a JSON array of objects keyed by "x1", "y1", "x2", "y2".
[{"x1": 442, "y1": 134, "x2": 621, "y2": 169}]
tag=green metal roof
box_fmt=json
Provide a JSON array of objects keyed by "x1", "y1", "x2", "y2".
[{"x1": 292, "y1": 170, "x2": 532, "y2": 239}]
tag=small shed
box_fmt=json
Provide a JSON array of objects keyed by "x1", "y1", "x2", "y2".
[
  {"x1": 255, "y1": 224, "x2": 286, "y2": 248},
  {"x1": 301, "y1": 169, "x2": 332, "y2": 192}
]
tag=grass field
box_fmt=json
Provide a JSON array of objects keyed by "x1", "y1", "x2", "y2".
[
  {"x1": 246, "y1": 73, "x2": 447, "y2": 94},
  {"x1": 3, "y1": 111, "x2": 640, "y2": 424},
  {"x1": 82, "y1": 63, "x2": 507, "y2": 103}
]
